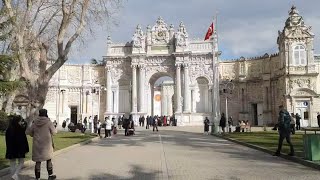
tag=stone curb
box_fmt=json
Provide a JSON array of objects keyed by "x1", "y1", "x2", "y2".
[
  {"x1": 0, "y1": 136, "x2": 99, "y2": 177},
  {"x1": 213, "y1": 134, "x2": 320, "y2": 171}
]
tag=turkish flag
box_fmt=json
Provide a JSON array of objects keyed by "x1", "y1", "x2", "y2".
[{"x1": 204, "y1": 23, "x2": 214, "y2": 41}]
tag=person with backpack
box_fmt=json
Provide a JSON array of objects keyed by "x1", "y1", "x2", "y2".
[{"x1": 274, "y1": 105, "x2": 294, "y2": 156}]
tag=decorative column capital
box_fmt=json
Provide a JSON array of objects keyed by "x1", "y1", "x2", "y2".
[
  {"x1": 131, "y1": 65, "x2": 137, "y2": 69},
  {"x1": 175, "y1": 64, "x2": 182, "y2": 69},
  {"x1": 183, "y1": 63, "x2": 189, "y2": 68},
  {"x1": 105, "y1": 66, "x2": 112, "y2": 72},
  {"x1": 138, "y1": 64, "x2": 145, "y2": 70}
]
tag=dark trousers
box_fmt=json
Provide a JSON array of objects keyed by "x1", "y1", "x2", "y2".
[
  {"x1": 105, "y1": 129, "x2": 111, "y2": 137},
  {"x1": 290, "y1": 124, "x2": 295, "y2": 134},
  {"x1": 35, "y1": 159, "x2": 53, "y2": 179},
  {"x1": 125, "y1": 127, "x2": 128, "y2": 136},
  {"x1": 276, "y1": 131, "x2": 294, "y2": 154},
  {"x1": 146, "y1": 124, "x2": 149, "y2": 129},
  {"x1": 296, "y1": 123, "x2": 300, "y2": 130},
  {"x1": 153, "y1": 125, "x2": 158, "y2": 132},
  {"x1": 98, "y1": 128, "x2": 101, "y2": 137}
]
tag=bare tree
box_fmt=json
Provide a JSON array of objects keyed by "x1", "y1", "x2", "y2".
[{"x1": 1, "y1": 0, "x2": 121, "y2": 121}]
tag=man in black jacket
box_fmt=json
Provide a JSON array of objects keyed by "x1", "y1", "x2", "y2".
[
  {"x1": 274, "y1": 105, "x2": 294, "y2": 156},
  {"x1": 295, "y1": 113, "x2": 301, "y2": 130}
]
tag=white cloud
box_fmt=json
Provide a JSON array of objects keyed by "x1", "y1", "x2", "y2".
[{"x1": 68, "y1": 0, "x2": 320, "y2": 63}]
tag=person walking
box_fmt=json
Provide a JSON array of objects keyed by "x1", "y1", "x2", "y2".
[
  {"x1": 204, "y1": 117, "x2": 210, "y2": 135},
  {"x1": 228, "y1": 116, "x2": 233, "y2": 133},
  {"x1": 141, "y1": 115, "x2": 145, "y2": 127},
  {"x1": 112, "y1": 117, "x2": 118, "y2": 135},
  {"x1": 295, "y1": 113, "x2": 301, "y2": 130},
  {"x1": 153, "y1": 116, "x2": 158, "y2": 132},
  {"x1": 104, "y1": 117, "x2": 113, "y2": 138},
  {"x1": 118, "y1": 116, "x2": 122, "y2": 129},
  {"x1": 290, "y1": 113, "x2": 296, "y2": 135},
  {"x1": 317, "y1": 112, "x2": 320, "y2": 128},
  {"x1": 97, "y1": 120, "x2": 102, "y2": 138},
  {"x1": 219, "y1": 113, "x2": 226, "y2": 133},
  {"x1": 5, "y1": 115, "x2": 29, "y2": 180},
  {"x1": 274, "y1": 105, "x2": 294, "y2": 156},
  {"x1": 26, "y1": 109, "x2": 57, "y2": 180},
  {"x1": 146, "y1": 116, "x2": 150, "y2": 129}
]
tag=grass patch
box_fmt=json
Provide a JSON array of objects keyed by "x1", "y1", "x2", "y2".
[
  {"x1": 0, "y1": 131, "x2": 95, "y2": 170},
  {"x1": 223, "y1": 131, "x2": 304, "y2": 157}
]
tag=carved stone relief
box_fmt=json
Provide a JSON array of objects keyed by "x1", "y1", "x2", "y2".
[
  {"x1": 67, "y1": 67, "x2": 81, "y2": 84},
  {"x1": 68, "y1": 92, "x2": 80, "y2": 104},
  {"x1": 189, "y1": 63, "x2": 213, "y2": 85}
]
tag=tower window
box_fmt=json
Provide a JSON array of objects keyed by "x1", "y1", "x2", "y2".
[{"x1": 293, "y1": 45, "x2": 306, "y2": 65}]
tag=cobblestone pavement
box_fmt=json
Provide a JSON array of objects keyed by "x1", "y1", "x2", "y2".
[{"x1": 2, "y1": 126, "x2": 320, "y2": 180}]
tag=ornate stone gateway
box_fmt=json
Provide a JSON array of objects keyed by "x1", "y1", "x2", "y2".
[{"x1": 104, "y1": 17, "x2": 217, "y2": 125}]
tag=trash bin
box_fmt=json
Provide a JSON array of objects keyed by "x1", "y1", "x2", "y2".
[{"x1": 303, "y1": 133, "x2": 320, "y2": 161}]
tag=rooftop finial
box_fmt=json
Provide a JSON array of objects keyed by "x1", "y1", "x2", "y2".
[{"x1": 289, "y1": 5, "x2": 299, "y2": 16}]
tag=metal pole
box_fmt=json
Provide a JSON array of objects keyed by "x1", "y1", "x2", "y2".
[
  {"x1": 98, "y1": 86, "x2": 101, "y2": 125},
  {"x1": 91, "y1": 86, "x2": 94, "y2": 133},
  {"x1": 225, "y1": 96, "x2": 228, "y2": 132}
]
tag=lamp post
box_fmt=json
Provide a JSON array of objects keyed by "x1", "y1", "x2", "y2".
[
  {"x1": 180, "y1": 97, "x2": 184, "y2": 126},
  {"x1": 87, "y1": 80, "x2": 98, "y2": 133},
  {"x1": 221, "y1": 80, "x2": 234, "y2": 133}
]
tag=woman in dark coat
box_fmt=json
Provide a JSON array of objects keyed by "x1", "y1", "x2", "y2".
[
  {"x1": 204, "y1": 117, "x2": 210, "y2": 135},
  {"x1": 219, "y1": 113, "x2": 226, "y2": 133},
  {"x1": 5, "y1": 115, "x2": 29, "y2": 179}
]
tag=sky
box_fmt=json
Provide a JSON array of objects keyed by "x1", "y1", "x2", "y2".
[{"x1": 69, "y1": 0, "x2": 320, "y2": 64}]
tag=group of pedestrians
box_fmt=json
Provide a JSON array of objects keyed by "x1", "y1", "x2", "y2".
[{"x1": 5, "y1": 109, "x2": 57, "y2": 180}]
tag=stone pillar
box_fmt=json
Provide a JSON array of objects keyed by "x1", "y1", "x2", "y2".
[
  {"x1": 132, "y1": 65, "x2": 138, "y2": 113},
  {"x1": 191, "y1": 89, "x2": 196, "y2": 113},
  {"x1": 176, "y1": 65, "x2": 182, "y2": 112},
  {"x1": 114, "y1": 88, "x2": 119, "y2": 113},
  {"x1": 138, "y1": 66, "x2": 145, "y2": 113},
  {"x1": 106, "y1": 67, "x2": 112, "y2": 113},
  {"x1": 183, "y1": 65, "x2": 191, "y2": 112}
]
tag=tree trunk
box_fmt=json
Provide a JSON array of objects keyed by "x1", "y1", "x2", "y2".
[{"x1": 25, "y1": 79, "x2": 49, "y2": 123}]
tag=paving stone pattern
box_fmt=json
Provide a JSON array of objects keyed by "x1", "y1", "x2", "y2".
[{"x1": 1, "y1": 126, "x2": 320, "y2": 180}]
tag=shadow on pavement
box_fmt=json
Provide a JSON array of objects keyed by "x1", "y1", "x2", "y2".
[
  {"x1": 65, "y1": 164, "x2": 159, "y2": 180},
  {"x1": 89, "y1": 127, "x2": 313, "y2": 171}
]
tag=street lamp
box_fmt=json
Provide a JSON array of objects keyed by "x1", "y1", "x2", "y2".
[
  {"x1": 220, "y1": 80, "x2": 234, "y2": 133},
  {"x1": 87, "y1": 80, "x2": 99, "y2": 133}
]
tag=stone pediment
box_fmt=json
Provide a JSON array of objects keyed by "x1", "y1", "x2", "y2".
[
  {"x1": 291, "y1": 88, "x2": 318, "y2": 97},
  {"x1": 151, "y1": 17, "x2": 170, "y2": 45}
]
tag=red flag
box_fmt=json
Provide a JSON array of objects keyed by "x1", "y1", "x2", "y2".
[{"x1": 204, "y1": 23, "x2": 214, "y2": 41}]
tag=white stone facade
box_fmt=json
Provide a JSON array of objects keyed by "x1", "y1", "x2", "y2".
[{"x1": 15, "y1": 6, "x2": 319, "y2": 127}]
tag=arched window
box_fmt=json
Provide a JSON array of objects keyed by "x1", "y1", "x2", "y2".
[{"x1": 293, "y1": 45, "x2": 306, "y2": 65}]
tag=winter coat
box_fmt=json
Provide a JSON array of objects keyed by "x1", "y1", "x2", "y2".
[
  {"x1": 105, "y1": 119, "x2": 114, "y2": 130},
  {"x1": 26, "y1": 116, "x2": 57, "y2": 162},
  {"x1": 278, "y1": 110, "x2": 291, "y2": 132},
  {"x1": 219, "y1": 116, "x2": 226, "y2": 127},
  {"x1": 5, "y1": 123, "x2": 29, "y2": 159}
]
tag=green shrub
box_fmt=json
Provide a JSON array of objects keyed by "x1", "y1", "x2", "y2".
[{"x1": 0, "y1": 111, "x2": 9, "y2": 131}]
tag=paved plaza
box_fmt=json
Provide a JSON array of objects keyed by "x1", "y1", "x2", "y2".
[{"x1": 2, "y1": 126, "x2": 320, "y2": 180}]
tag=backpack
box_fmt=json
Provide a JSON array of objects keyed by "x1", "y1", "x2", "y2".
[{"x1": 279, "y1": 110, "x2": 291, "y2": 130}]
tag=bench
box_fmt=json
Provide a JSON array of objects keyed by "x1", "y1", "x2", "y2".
[{"x1": 302, "y1": 127, "x2": 320, "y2": 134}]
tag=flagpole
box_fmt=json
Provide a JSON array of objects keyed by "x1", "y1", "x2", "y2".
[{"x1": 211, "y1": 12, "x2": 220, "y2": 134}]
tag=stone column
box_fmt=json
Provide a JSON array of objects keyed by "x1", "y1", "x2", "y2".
[
  {"x1": 132, "y1": 65, "x2": 138, "y2": 113},
  {"x1": 138, "y1": 66, "x2": 145, "y2": 113},
  {"x1": 106, "y1": 67, "x2": 112, "y2": 113},
  {"x1": 114, "y1": 88, "x2": 119, "y2": 113},
  {"x1": 191, "y1": 89, "x2": 196, "y2": 112},
  {"x1": 183, "y1": 64, "x2": 191, "y2": 112},
  {"x1": 176, "y1": 65, "x2": 182, "y2": 112}
]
